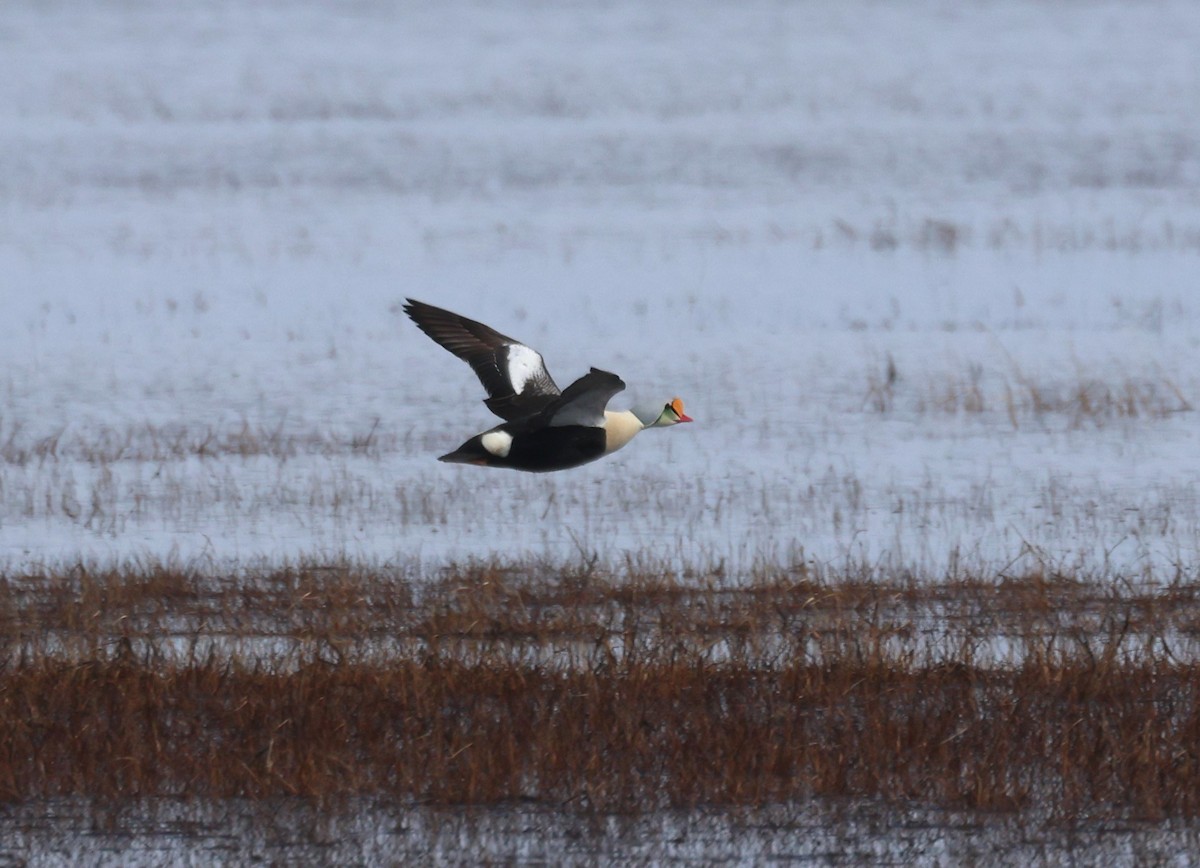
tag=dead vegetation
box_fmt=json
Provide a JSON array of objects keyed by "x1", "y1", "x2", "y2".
[
  {"x1": 864, "y1": 358, "x2": 1191, "y2": 427},
  {"x1": 2, "y1": 558, "x2": 1200, "y2": 818},
  {"x1": 811, "y1": 216, "x2": 1200, "y2": 255},
  {"x1": 0, "y1": 418, "x2": 392, "y2": 466}
]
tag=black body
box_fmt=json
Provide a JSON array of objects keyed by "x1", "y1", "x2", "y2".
[{"x1": 440, "y1": 425, "x2": 607, "y2": 473}]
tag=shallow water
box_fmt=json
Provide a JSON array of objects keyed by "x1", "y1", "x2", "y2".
[
  {"x1": 3, "y1": 0, "x2": 1200, "y2": 578},
  {"x1": 4, "y1": 799, "x2": 1198, "y2": 866}
]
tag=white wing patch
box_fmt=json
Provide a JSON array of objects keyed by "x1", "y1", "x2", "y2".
[
  {"x1": 481, "y1": 430, "x2": 514, "y2": 457},
  {"x1": 504, "y1": 345, "x2": 544, "y2": 395}
]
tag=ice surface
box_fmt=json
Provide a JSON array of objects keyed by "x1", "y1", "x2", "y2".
[{"x1": 2, "y1": 0, "x2": 1199, "y2": 578}]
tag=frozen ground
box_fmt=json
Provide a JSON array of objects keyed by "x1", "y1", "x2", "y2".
[{"x1": 2, "y1": 0, "x2": 1199, "y2": 579}]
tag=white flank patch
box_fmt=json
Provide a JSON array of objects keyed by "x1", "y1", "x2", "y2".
[
  {"x1": 504, "y1": 345, "x2": 543, "y2": 394},
  {"x1": 480, "y1": 430, "x2": 514, "y2": 457}
]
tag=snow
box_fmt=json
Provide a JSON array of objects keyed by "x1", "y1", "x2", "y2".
[{"x1": 2, "y1": 0, "x2": 1200, "y2": 579}]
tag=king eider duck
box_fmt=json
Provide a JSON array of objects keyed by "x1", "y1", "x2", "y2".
[{"x1": 403, "y1": 299, "x2": 692, "y2": 472}]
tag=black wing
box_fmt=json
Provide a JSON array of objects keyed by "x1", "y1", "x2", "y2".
[
  {"x1": 403, "y1": 298, "x2": 561, "y2": 421},
  {"x1": 532, "y1": 368, "x2": 626, "y2": 429}
]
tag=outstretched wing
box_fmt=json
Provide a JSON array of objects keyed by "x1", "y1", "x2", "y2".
[
  {"x1": 403, "y1": 298, "x2": 561, "y2": 421},
  {"x1": 534, "y1": 368, "x2": 626, "y2": 429}
]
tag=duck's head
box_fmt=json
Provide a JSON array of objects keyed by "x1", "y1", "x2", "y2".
[{"x1": 636, "y1": 397, "x2": 693, "y2": 428}]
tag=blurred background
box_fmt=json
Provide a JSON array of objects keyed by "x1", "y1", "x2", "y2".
[{"x1": 2, "y1": 0, "x2": 1198, "y2": 575}]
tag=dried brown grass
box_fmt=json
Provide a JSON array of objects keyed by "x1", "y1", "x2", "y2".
[
  {"x1": 0, "y1": 418, "x2": 394, "y2": 466},
  {"x1": 2, "y1": 560, "x2": 1200, "y2": 818},
  {"x1": 865, "y1": 360, "x2": 1191, "y2": 428}
]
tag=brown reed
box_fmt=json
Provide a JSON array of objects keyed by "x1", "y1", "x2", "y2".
[{"x1": 1, "y1": 559, "x2": 1199, "y2": 819}]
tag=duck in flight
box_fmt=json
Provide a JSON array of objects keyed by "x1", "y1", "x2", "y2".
[{"x1": 403, "y1": 299, "x2": 692, "y2": 472}]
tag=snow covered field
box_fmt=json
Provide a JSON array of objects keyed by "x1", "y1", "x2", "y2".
[{"x1": 2, "y1": 0, "x2": 1199, "y2": 579}]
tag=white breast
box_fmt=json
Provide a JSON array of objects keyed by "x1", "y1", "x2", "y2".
[{"x1": 603, "y1": 410, "x2": 645, "y2": 453}]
